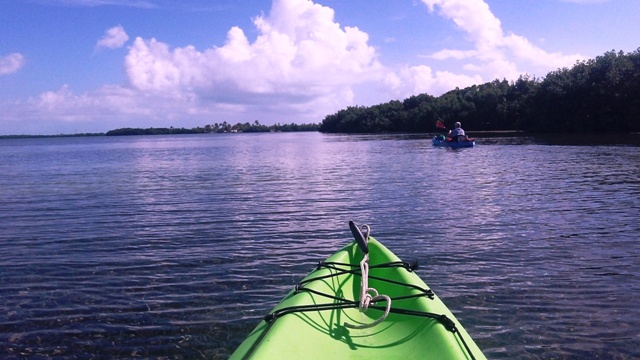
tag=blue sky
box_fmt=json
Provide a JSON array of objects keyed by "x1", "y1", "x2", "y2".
[{"x1": 0, "y1": 0, "x2": 638, "y2": 135}]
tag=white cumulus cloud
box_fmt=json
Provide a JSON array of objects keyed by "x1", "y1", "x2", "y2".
[
  {"x1": 0, "y1": 53, "x2": 25, "y2": 75},
  {"x1": 96, "y1": 25, "x2": 129, "y2": 49},
  {"x1": 421, "y1": 0, "x2": 584, "y2": 80},
  {"x1": 383, "y1": 64, "x2": 483, "y2": 99},
  {"x1": 123, "y1": 0, "x2": 385, "y2": 120}
]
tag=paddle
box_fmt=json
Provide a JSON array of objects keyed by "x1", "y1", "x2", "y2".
[
  {"x1": 435, "y1": 120, "x2": 453, "y2": 141},
  {"x1": 349, "y1": 220, "x2": 369, "y2": 255}
]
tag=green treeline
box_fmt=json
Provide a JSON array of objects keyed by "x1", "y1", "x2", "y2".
[
  {"x1": 320, "y1": 49, "x2": 640, "y2": 133},
  {"x1": 106, "y1": 121, "x2": 319, "y2": 136}
]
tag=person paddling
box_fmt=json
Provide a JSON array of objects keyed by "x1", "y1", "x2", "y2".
[{"x1": 448, "y1": 122, "x2": 466, "y2": 142}]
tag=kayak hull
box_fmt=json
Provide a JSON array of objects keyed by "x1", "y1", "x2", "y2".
[
  {"x1": 433, "y1": 136, "x2": 475, "y2": 148},
  {"x1": 230, "y1": 237, "x2": 485, "y2": 360}
]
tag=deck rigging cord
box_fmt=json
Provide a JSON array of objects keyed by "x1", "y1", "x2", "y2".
[{"x1": 343, "y1": 224, "x2": 392, "y2": 329}]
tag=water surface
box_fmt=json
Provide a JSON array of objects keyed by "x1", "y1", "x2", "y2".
[{"x1": 1, "y1": 133, "x2": 639, "y2": 359}]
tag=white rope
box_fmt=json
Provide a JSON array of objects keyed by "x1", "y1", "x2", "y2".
[{"x1": 344, "y1": 226, "x2": 392, "y2": 329}]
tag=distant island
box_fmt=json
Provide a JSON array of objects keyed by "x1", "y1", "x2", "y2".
[
  {"x1": 0, "y1": 133, "x2": 105, "y2": 139},
  {"x1": 105, "y1": 121, "x2": 320, "y2": 136},
  {"x1": 0, "y1": 121, "x2": 320, "y2": 139}
]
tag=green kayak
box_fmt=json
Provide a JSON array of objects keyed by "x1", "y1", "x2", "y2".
[{"x1": 230, "y1": 222, "x2": 486, "y2": 360}]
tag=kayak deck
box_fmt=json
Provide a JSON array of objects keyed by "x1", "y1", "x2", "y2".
[{"x1": 230, "y1": 236, "x2": 485, "y2": 360}]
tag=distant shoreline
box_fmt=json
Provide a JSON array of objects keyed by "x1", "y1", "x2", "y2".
[{"x1": 0, "y1": 133, "x2": 106, "y2": 139}]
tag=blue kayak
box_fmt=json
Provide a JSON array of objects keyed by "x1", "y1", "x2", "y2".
[{"x1": 432, "y1": 136, "x2": 475, "y2": 148}]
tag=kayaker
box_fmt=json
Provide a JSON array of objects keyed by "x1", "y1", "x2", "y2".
[{"x1": 448, "y1": 122, "x2": 466, "y2": 142}]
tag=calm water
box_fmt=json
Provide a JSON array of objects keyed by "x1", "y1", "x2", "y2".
[{"x1": 1, "y1": 132, "x2": 639, "y2": 359}]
